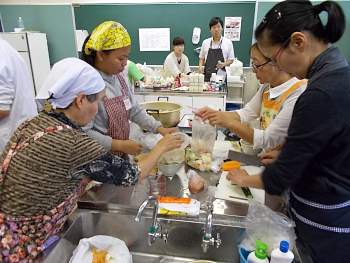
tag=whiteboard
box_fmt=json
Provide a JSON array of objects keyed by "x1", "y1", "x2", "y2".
[{"x1": 139, "y1": 28, "x2": 170, "y2": 51}]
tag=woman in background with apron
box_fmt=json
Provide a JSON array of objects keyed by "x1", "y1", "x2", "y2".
[
  {"x1": 227, "y1": 1, "x2": 350, "y2": 262},
  {"x1": 198, "y1": 43, "x2": 306, "y2": 152},
  {"x1": 81, "y1": 21, "x2": 178, "y2": 158},
  {"x1": 199, "y1": 17, "x2": 235, "y2": 82}
]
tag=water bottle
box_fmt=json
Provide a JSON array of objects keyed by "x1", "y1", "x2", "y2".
[{"x1": 18, "y1": 17, "x2": 25, "y2": 29}]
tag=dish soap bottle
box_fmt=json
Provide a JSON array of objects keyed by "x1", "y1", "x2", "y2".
[
  {"x1": 247, "y1": 239, "x2": 269, "y2": 263},
  {"x1": 270, "y1": 241, "x2": 294, "y2": 263}
]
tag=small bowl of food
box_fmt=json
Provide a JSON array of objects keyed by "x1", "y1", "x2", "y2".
[
  {"x1": 157, "y1": 162, "x2": 183, "y2": 177},
  {"x1": 240, "y1": 139, "x2": 262, "y2": 156}
]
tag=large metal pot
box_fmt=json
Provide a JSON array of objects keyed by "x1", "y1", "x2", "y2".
[{"x1": 139, "y1": 101, "x2": 182, "y2": 128}]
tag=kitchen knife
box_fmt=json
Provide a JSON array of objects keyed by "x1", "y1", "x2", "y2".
[{"x1": 228, "y1": 150, "x2": 262, "y2": 167}]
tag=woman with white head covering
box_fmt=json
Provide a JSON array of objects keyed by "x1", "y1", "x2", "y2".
[
  {"x1": 81, "y1": 21, "x2": 178, "y2": 158},
  {"x1": 0, "y1": 57, "x2": 181, "y2": 262}
]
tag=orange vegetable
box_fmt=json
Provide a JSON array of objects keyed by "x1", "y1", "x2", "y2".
[
  {"x1": 92, "y1": 247, "x2": 108, "y2": 263},
  {"x1": 158, "y1": 196, "x2": 191, "y2": 204},
  {"x1": 222, "y1": 160, "x2": 241, "y2": 171}
]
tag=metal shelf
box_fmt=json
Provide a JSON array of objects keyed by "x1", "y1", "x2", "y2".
[{"x1": 226, "y1": 97, "x2": 244, "y2": 104}]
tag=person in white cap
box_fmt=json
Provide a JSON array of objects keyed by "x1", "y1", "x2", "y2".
[
  {"x1": 0, "y1": 57, "x2": 181, "y2": 261},
  {"x1": 0, "y1": 35, "x2": 38, "y2": 154}
]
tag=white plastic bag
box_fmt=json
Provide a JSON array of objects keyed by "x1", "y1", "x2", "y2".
[
  {"x1": 130, "y1": 129, "x2": 163, "y2": 153},
  {"x1": 69, "y1": 235, "x2": 132, "y2": 263},
  {"x1": 240, "y1": 200, "x2": 296, "y2": 257},
  {"x1": 229, "y1": 58, "x2": 243, "y2": 76}
]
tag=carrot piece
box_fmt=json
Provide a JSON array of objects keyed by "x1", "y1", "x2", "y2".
[{"x1": 222, "y1": 160, "x2": 241, "y2": 171}]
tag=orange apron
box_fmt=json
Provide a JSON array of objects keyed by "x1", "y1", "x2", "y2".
[{"x1": 259, "y1": 80, "x2": 307, "y2": 151}]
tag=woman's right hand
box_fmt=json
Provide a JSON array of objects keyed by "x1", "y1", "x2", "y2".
[
  {"x1": 261, "y1": 151, "x2": 280, "y2": 166},
  {"x1": 157, "y1": 134, "x2": 182, "y2": 153},
  {"x1": 120, "y1": 140, "x2": 142, "y2": 155}
]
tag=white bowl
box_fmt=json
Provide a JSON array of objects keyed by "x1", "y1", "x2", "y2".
[
  {"x1": 157, "y1": 162, "x2": 183, "y2": 177},
  {"x1": 240, "y1": 139, "x2": 262, "y2": 156}
]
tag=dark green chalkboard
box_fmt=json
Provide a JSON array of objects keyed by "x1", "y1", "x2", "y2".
[
  {"x1": 0, "y1": 5, "x2": 77, "y2": 64},
  {"x1": 74, "y1": 2, "x2": 255, "y2": 66}
]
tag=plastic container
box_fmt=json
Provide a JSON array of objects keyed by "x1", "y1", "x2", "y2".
[
  {"x1": 247, "y1": 239, "x2": 269, "y2": 263},
  {"x1": 226, "y1": 103, "x2": 240, "y2": 111},
  {"x1": 239, "y1": 247, "x2": 252, "y2": 263},
  {"x1": 270, "y1": 241, "x2": 294, "y2": 263},
  {"x1": 148, "y1": 175, "x2": 166, "y2": 196},
  {"x1": 18, "y1": 17, "x2": 24, "y2": 29}
]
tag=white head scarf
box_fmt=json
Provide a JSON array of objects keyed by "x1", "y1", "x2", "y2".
[{"x1": 36, "y1": 57, "x2": 105, "y2": 110}]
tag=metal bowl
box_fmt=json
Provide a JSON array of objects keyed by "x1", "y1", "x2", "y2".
[{"x1": 139, "y1": 101, "x2": 183, "y2": 128}]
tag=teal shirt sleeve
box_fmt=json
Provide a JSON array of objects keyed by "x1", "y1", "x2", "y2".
[{"x1": 128, "y1": 61, "x2": 144, "y2": 83}]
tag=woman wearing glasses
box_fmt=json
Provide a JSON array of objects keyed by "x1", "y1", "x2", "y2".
[
  {"x1": 227, "y1": 1, "x2": 350, "y2": 262},
  {"x1": 199, "y1": 43, "x2": 306, "y2": 152}
]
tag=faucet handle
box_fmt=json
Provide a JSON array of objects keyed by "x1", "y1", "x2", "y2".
[
  {"x1": 162, "y1": 228, "x2": 168, "y2": 244},
  {"x1": 215, "y1": 233, "x2": 221, "y2": 248}
]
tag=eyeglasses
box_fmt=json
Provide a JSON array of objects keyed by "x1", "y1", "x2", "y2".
[
  {"x1": 251, "y1": 61, "x2": 269, "y2": 70},
  {"x1": 267, "y1": 36, "x2": 291, "y2": 66}
]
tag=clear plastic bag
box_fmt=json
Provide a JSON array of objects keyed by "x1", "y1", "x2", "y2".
[
  {"x1": 191, "y1": 116, "x2": 216, "y2": 153},
  {"x1": 158, "y1": 132, "x2": 191, "y2": 165},
  {"x1": 187, "y1": 169, "x2": 205, "y2": 194},
  {"x1": 240, "y1": 200, "x2": 296, "y2": 257},
  {"x1": 185, "y1": 116, "x2": 216, "y2": 171}
]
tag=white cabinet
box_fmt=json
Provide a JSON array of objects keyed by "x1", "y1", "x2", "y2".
[
  {"x1": 192, "y1": 97, "x2": 225, "y2": 111},
  {"x1": 0, "y1": 33, "x2": 51, "y2": 95},
  {"x1": 144, "y1": 95, "x2": 193, "y2": 119}
]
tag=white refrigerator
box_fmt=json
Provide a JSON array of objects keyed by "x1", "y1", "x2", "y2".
[{"x1": 1, "y1": 32, "x2": 51, "y2": 96}]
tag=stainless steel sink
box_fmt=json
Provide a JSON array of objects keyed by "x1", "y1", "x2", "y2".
[{"x1": 42, "y1": 210, "x2": 241, "y2": 263}]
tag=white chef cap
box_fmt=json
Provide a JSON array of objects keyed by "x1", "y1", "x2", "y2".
[{"x1": 36, "y1": 57, "x2": 105, "y2": 110}]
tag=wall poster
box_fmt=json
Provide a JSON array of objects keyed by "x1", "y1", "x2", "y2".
[
  {"x1": 139, "y1": 28, "x2": 170, "y2": 51},
  {"x1": 224, "y1": 17, "x2": 242, "y2": 41}
]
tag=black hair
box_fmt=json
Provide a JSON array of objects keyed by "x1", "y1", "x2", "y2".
[
  {"x1": 81, "y1": 34, "x2": 112, "y2": 68},
  {"x1": 209, "y1": 17, "x2": 223, "y2": 29},
  {"x1": 255, "y1": 0, "x2": 345, "y2": 46},
  {"x1": 173, "y1": 36, "x2": 185, "y2": 46}
]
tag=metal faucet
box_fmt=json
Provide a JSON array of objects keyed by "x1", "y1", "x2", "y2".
[
  {"x1": 201, "y1": 202, "x2": 221, "y2": 252},
  {"x1": 135, "y1": 195, "x2": 168, "y2": 246}
]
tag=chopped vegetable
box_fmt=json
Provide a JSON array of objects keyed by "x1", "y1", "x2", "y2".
[
  {"x1": 222, "y1": 160, "x2": 241, "y2": 171},
  {"x1": 241, "y1": 187, "x2": 253, "y2": 198},
  {"x1": 92, "y1": 247, "x2": 112, "y2": 263},
  {"x1": 185, "y1": 149, "x2": 212, "y2": 171}
]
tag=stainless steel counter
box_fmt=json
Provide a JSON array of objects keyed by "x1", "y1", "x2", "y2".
[
  {"x1": 78, "y1": 163, "x2": 284, "y2": 221},
  {"x1": 33, "y1": 163, "x2": 301, "y2": 263},
  {"x1": 134, "y1": 89, "x2": 226, "y2": 97}
]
